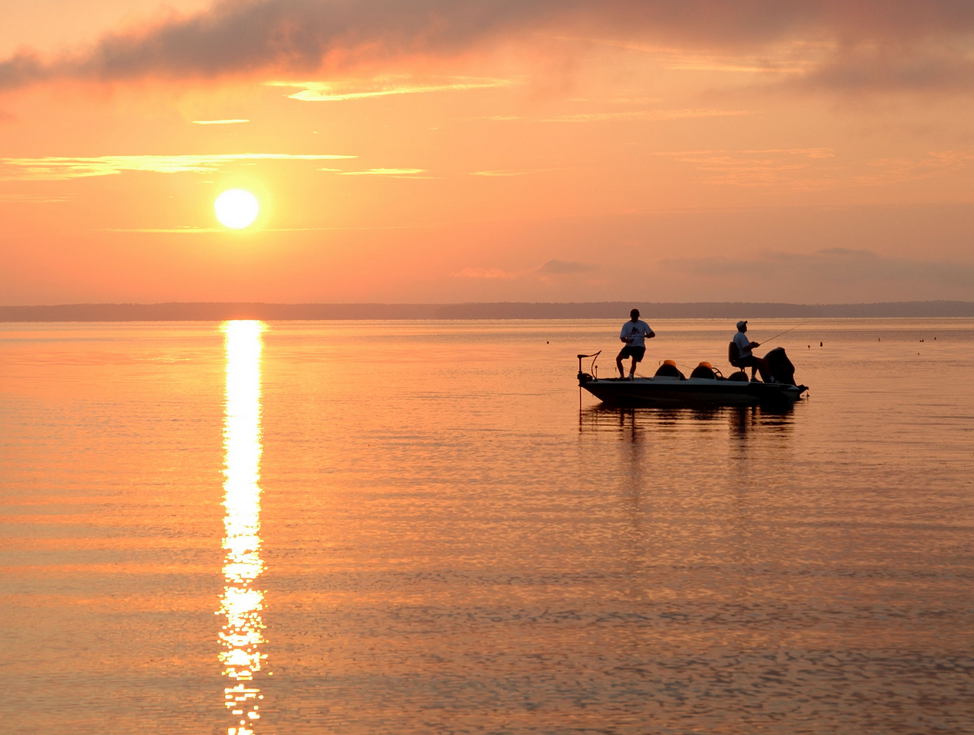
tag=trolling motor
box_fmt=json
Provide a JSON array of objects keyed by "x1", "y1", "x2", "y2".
[{"x1": 577, "y1": 351, "x2": 601, "y2": 384}]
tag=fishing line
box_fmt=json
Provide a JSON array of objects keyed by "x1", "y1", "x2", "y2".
[{"x1": 758, "y1": 322, "x2": 808, "y2": 346}]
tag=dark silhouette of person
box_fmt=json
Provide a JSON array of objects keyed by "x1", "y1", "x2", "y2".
[
  {"x1": 616, "y1": 308, "x2": 655, "y2": 378},
  {"x1": 731, "y1": 320, "x2": 769, "y2": 381}
]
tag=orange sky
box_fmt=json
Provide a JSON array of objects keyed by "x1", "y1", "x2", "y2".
[{"x1": 1, "y1": 0, "x2": 972, "y2": 305}]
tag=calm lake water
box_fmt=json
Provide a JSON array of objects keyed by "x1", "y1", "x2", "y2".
[{"x1": 2, "y1": 318, "x2": 972, "y2": 735}]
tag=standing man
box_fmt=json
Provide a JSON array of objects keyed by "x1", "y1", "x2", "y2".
[
  {"x1": 616, "y1": 308, "x2": 655, "y2": 379},
  {"x1": 731, "y1": 320, "x2": 768, "y2": 380}
]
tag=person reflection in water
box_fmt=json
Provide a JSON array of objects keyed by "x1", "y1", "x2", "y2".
[{"x1": 616, "y1": 308, "x2": 655, "y2": 379}]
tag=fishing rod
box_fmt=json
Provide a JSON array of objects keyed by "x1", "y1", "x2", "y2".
[{"x1": 757, "y1": 322, "x2": 807, "y2": 346}]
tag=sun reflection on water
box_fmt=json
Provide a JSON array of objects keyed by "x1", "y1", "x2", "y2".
[{"x1": 219, "y1": 320, "x2": 267, "y2": 735}]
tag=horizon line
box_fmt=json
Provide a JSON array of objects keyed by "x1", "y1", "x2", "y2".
[
  {"x1": 2, "y1": 300, "x2": 972, "y2": 322},
  {"x1": 4, "y1": 298, "x2": 973, "y2": 307}
]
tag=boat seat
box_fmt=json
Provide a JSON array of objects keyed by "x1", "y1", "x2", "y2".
[
  {"x1": 689, "y1": 363, "x2": 718, "y2": 379},
  {"x1": 727, "y1": 340, "x2": 745, "y2": 369},
  {"x1": 654, "y1": 361, "x2": 685, "y2": 379}
]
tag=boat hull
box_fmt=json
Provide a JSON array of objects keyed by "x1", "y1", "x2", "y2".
[{"x1": 579, "y1": 375, "x2": 807, "y2": 406}]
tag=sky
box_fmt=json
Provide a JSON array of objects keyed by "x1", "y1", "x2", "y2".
[{"x1": 1, "y1": 0, "x2": 973, "y2": 306}]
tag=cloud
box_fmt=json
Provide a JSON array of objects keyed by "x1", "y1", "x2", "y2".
[
  {"x1": 0, "y1": 52, "x2": 46, "y2": 89},
  {"x1": 0, "y1": 152, "x2": 356, "y2": 180},
  {"x1": 453, "y1": 267, "x2": 519, "y2": 280},
  {"x1": 337, "y1": 168, "x2": 428, "y2": 178},
  {"x1": 796, "y1": 44, "x2": 974, "y2": 95},
  {"x1": 540, "y1": 108, "x2": 754, "y2": 124},
  {"x1": 268, "y1": 76, "x2": 514, "y2": 101},
  {"x1": 192, "y1": 118, "x2": 250, "y2": 125},
  {"x1": 1, "y1": 1, "x2": 973, "y2": 95},
  {"x1": 852, "y1": 149, "x2": 974, "y2": 187},
  {"x1": 1, "y1": 0, "x2": 551, "y2": 90},
  {"x1": 538, "y1": 259, "x2": 597, "y2": 275},
  {"x1": 104, "y1": 225, "x2": 340, "y2": 233},
  {"x1": 469, "y1": 168, "x2": 559, "y2": 177},
  {"x1": 665, "y1": 248, "x2": 974, "y2": 292},
  {"x1": 654, "y1": 147, "x2": 839, "y2": 188},
  {"x1": 104, "y1": 227, "x2": 226, "y2": 234},
  {"x1": 453, "y1": 260, "x2": 599, "y2": 281},
  {"x1": 0, "y1": 193, "x2": 67, "y2": 203},
  {"x1": 470, "y1": 170, "x2": 531, "y2": 178}
]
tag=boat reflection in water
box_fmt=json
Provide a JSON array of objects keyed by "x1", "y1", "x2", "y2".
[
  {"x1": 219, "y1": 321, "x2": 267, "y2": 735},
  {"x1": 579, "y1": 402, "x2": 798, "y2": 440}
]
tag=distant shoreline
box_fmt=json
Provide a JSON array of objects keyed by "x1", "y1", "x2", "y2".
[{"x1": 2, "y1": 301, "x2": 973, "y2": 322}]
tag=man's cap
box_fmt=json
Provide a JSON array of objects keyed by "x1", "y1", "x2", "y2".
[{"x1": 736, "y1": 320, "x2": 747, "y2": 329}]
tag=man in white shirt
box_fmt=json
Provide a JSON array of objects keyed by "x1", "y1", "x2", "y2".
[
  {"x1": 731, "y1": 320, "x2": 768, "y2": 380},
  {"x1": 616, "y1": 308, "x2": 656, "y2": 378}
]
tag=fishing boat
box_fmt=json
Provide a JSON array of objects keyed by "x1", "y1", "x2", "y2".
[{"x1": 576, "y1": 350, "x2": 808, "y2": 407}]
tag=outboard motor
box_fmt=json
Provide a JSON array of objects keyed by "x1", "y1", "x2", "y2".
[
  {"x1": 764, "y1": 347, "x2": 796, "y2": 385},
  {"x1": 577, "y1": 351, "x2": 601, "y2": 384}
]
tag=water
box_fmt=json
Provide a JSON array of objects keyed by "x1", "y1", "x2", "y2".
[{"x1": 1, "y1": 318, "x2": 972, "y2": 735}]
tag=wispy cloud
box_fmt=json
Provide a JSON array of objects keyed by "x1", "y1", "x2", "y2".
[
  {"x1": 1, "y1": 1, "x2": 973, "y2": 96},
  {"x1": 453, "y1": 267, "x2": 519, "y2": 280},
  {"x1": 269, "y1": 76, "x2": 514, "y2": 101},
  {"x1": 852, "y1": 149, "x2": 974, "y2": 187},
  {"x1": 0, "y1": 152, "x2": 356, "y2": 180},
  {"x1": 654, "y1": 147, "x2": 838, "y2": 188},
  {"x1": 796, "y1": 44, "x2": 974, "y2": 95},
  {"x1": 192, "y1": 118, "x2": 250, "y2": 125},
  {"x1": 469, "y1": 168, "x2": 556, "y2": 177},
  {"x1": 542, "y1": 108, "x2": 754, "y2": 124},
  {"x1": 104, "y1": 225, "x2": 357, "y2": 233},
  {"x1": 654, "y1": 146, "x2": 974, "y2": 191},
  {"x1": 470, "y1": 170, "x2": 528, "y2": 178},
  {"x1": 665, "y1": 248, "x2": 974, "y2": 291},
  {"x1": 105, "y1": 227, "x2": 226, "y2": 234},
  {"x1": 0, "y1": 192, "x2": 69, "y2": 202},
  {"x1": 663, "y1": 59, "x2": 806, "y2": 74},
  {"x1": 337, "y1": 168, "x2": 429, "y2": 178},
  {"x1": 538, "y1": 259, "x2": 597, "y2": 275},
  {"x1": 556, "y1": 35, "x2": 815, "y2": 75},
  {"x1": 454, "y1": 259, "x2": 599, "y2": 282},
  {"x1": 658, "y1": 147, "x2": 836, "y2": 159}
]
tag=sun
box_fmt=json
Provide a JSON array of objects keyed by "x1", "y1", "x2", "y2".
[{"x1": 214, "y1": 189, "x2": 260, "y2": 229}]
